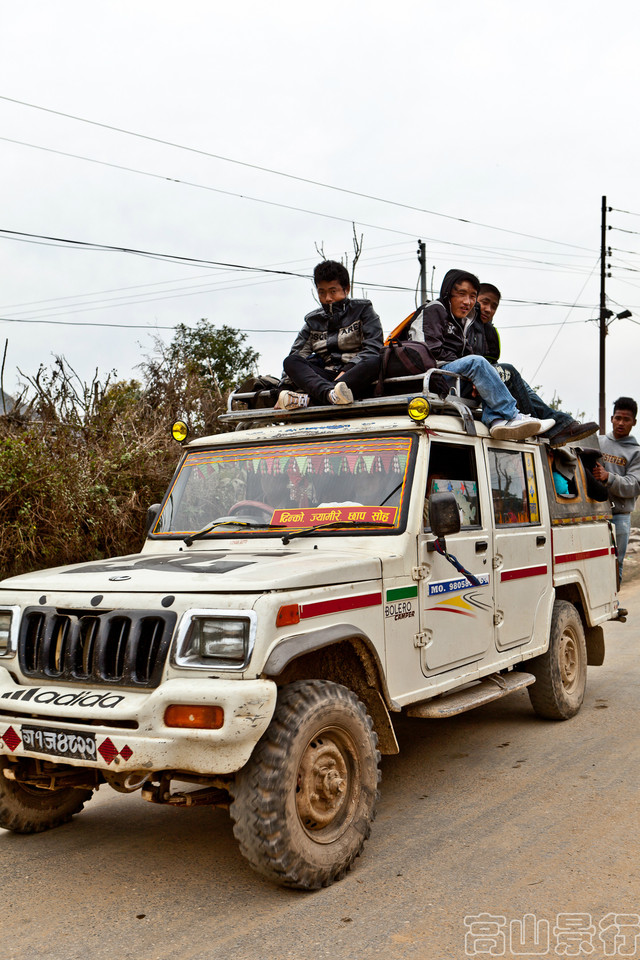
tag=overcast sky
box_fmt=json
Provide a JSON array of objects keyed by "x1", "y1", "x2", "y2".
[{"x1": 1, "y1": 0, "x2": 639, "y2": 424}]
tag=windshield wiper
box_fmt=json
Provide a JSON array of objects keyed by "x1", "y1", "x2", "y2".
[
  {"x1": 281, "y1": 520, "x2": 394, "y2": 545},
  {"x1": 184, "y1": 518, "x2": 284, "y2": 546}
]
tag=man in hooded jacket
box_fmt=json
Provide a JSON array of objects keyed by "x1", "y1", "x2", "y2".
[{"x1": 407, "y1": 269, "x2": 553, "y2": 441}]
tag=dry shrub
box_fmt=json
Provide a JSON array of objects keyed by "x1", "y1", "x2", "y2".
[{"x1": 0, "y1": 324, "x2": 255, "y2": 580}]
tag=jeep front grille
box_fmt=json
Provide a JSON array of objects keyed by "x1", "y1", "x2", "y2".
[{"x1": 18, "y1": 607, "x2": 177, "y2": 688}]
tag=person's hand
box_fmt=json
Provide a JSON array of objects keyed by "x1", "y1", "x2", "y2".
[{"x1": 592, "y1": 462, "x2": 609, "y2": 482}]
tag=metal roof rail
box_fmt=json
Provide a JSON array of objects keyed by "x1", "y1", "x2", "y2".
[{"x1": 220, "y1": 370, "x2": 479, "y2": 434}]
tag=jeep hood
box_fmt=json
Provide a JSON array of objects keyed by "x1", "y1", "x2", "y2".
[{"x1": 0, "y1": 548, "x2": 382, "y2": 594}]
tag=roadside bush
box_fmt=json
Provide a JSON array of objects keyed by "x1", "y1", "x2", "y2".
[{"x1": 0, "y1": 323, "x2": 258, "y2": 579}]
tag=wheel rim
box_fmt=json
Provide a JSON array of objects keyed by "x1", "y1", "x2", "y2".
[
  {"x1": 559, "y1": 627, "x2": 580, "y2": 693},
  {"x1": 295, "y1": 726, "x2": 360, "y2": 844}
]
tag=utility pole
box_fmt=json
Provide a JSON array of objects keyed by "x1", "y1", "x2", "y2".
[
  {"x1": 598, "y1": 197, "x2": 611, "y2": 434},
  {"x1": 417, "y1": 240, "x2": 427, "y2": 305}
]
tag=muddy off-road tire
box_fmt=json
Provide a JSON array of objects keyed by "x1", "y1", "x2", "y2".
[
  {"x1": 528, "y1": 600, "x2": 587, "y2": 720},
  {"x1": 0, "y1": 758, "x2": 93, "y2": 834},
  {"x1": 230, "y1": 679, "x2": 380, "y2": 890}
]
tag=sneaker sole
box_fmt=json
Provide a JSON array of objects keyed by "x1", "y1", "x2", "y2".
[
  {"x1": 549, "y1": 426, "x2": 599, "y2": 447},
  {"x1": 333, "y1": 384, "x2": 354, "y2": 405},
  {"x1": 491, "y1": 421, "x2": 541, "y2": 441}
]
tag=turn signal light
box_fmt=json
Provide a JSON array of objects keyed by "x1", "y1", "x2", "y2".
[
  {"x1": 164, "y1": 705, "x2": 224, "y2": 729},
  {"x1": 276, "y1": 604, "x2": 301, "y2": 627}
]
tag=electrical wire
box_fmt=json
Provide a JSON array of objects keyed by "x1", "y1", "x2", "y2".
[
  {"x1": 529, "y1": 259, "x2": 599, "y2": 380},
  {"x1": 2, "y1": 135, "x2": 604, "y2": 276},
  {"x1": 610, "y1": 207, "x2": 640, "y2": 217},
  {"x1": 0, "y1": 95, "x2": 596, "y2": 251}
]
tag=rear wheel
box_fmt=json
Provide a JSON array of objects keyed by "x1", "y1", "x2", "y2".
[
  {"x1": 230, "y1": 680, "x2": 380, "y2": 889},
  {"x1": 528, "y1": 600, "x2": 587, "y2": 720},
  {"x1": 0, "y1": 757, "x2": 93, "y2": 833}
]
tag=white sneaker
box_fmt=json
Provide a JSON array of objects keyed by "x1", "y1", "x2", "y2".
[
  {"x1": 275, "y1": 390, "x2": 309, "y2": 410},
  {"x1": 328, "y1": 381, "x2": 354, "y2": 405},
  {"x1": 537, "y1": 418, "x2": 556, "y2": 435},
  {"x1": 490, "y1": 413, "x2": 543, "y2": 440}
]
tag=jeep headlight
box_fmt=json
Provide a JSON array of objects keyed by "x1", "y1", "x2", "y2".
[
  {"x1": 174, "y1": 611, "x2": 256, "y2": 669},
  {"x1": 0, "y1": 610, "x2": 16, "y2": 657}
]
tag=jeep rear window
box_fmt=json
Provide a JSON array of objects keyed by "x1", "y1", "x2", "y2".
[
  {"x1": 152, "y1": 435, "x2": 415, "y2": 537},
  {"x1": 489, "y1": 448, "x2": 540, "y2": 525}
]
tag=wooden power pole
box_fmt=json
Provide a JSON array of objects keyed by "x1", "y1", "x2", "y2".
[
  {"x1": 598, "y1": 196, "x2": 609, "y2": 434},
  {"x1": 417, "y1": 240, "x2": 427, "y2": 305}
]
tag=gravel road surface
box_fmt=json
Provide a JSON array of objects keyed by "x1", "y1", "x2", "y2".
[{"x1": 2, "y1": 582, "x2": 639, "y2": 960}]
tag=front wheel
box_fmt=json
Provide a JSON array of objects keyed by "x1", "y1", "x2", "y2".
[
  {"x1": 528, "y1": 600, "x2": 587, "y2": 720},
  {"x1": 230, "y1": 680, "x2": 380, "y2": 890},
  {"x1": 0, "y1": 757, "x2": 93, "y2": 833}
]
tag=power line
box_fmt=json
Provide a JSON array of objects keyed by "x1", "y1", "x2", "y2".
[
  {"x1": 0, "y1": 241, "x2": 415, "y2": 314},
  {"x1": 610, "y1": 207, "x2": 640, "y2": 218},
  {"x1": 0, "y1": 313, "x2": 604, "y2": 333},
  {"x1": 530, "y1": 259, "x2": 600, "y2": 380},
  {"x1": 0, "y1": 94, "x2": 596, "y2": 252},
  {"x1": 2, "y1": 133, "x2": 605, "y2": 279},
  {"x1": 0, "y1": 135, "x2": 420, "y2": 241},
  {"x1": 0, "y1": 314, "x2": 297, "y2": 333},
  {"x1": 2, "y1": 135, "x2": 604, "y2": 276}
]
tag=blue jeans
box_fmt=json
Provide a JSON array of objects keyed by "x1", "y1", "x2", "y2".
[
  {"x1": 441, "y1": 356, "x2": 518, "y2": 427},
  {"x1": 612, "y1": 513, "x2": 631, "y2": 579},
  {"x1": 494, "y1": 363, "x2": 571, "y2": 435}
]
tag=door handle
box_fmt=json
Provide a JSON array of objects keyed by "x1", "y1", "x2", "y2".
[
  {"x1": 475, "y1": 541, "x2": 488, "y2": 553},
  {"x1": 536, "y1": 535, "x2": 546, "y2": 547}
]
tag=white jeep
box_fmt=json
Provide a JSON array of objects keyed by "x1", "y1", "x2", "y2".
[{"x1": 0, "y1": 387, "x2": 620, "y2": 889}]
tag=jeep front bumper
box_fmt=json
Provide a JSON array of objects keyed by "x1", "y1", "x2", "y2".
[{"x1": 0, "y1": 669, "x2": 277, "y2": 775}]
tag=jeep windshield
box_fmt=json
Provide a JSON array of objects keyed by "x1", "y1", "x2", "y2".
[{"x1": 152, "y1": 434, "x2": 416, "y2": 539}]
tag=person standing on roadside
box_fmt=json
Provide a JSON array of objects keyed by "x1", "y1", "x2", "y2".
[{"x1": 593, "y1": 397, "x2": 640, "y2": 580}]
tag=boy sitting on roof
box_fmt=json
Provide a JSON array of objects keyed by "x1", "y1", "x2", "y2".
[
  {"x1": 275, "y1": 260, "x2": 383, "y2": 410},
  {"x1": 466, "y1": 282, "x2": 598, "y2": 447},
  {"x1": 407, "y1": 269, "x2": 554, "y2": 441}
]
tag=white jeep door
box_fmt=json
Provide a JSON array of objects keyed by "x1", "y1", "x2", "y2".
[
  {"x1": 417, "y1": 438, "x2": 495, "y2": 675},
  {"x1": 486, "y1": 444, "x2": 553, "y2": 650}
]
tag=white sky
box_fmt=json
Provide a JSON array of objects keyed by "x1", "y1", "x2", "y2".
[{"x1": 1, "y1": 0, "x2": 639, "y2": 424}]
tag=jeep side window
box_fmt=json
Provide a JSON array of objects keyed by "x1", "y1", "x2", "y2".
[
  {"x1": 424, "y1": 442, "x2": 480, "y2": 530},
  {"x1": 489, "y1": 448, "x2": 540, "y2": 526}
]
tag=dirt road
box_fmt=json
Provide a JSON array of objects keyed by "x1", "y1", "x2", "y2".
[{"x1": 2, "y1": 583, "x2": 639, "y2": 960}]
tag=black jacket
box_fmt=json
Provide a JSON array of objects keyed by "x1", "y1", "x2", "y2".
[
  {"x1": 465, "y1": 313, "x2": 501, "y2": 363},
  {"x1": 287, "y1": 298, "x2": 383, "y2": 371},
  {"x1": 407, "y1": 269, "x2": 474, "y2": 364}
]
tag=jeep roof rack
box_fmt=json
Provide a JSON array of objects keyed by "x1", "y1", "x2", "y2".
[{"x1": 219, "y1": 370, "x2": 479, "y2": 434}]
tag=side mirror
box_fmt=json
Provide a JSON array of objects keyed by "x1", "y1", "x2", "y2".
[
  {"x1": 146, "y1": 503, "x2": 161, "y2": 535},
  {"x1": 429, "y1": 492, "x2": 461, "y2": 539}
]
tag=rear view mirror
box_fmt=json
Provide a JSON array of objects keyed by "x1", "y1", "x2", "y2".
[
  {"x1": 146, "y1": 503, "x2": 161, "y2": 535},
  {"x1": 429, "y1": 492, "x2": 461, "y2": 539}
]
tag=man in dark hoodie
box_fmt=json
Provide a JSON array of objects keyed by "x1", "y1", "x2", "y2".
[
  {"x1": 593, "y1": 397, "x2": 640, "y2": 579},
  {"x1": 466, "y1": 282, "x2": 599, "y2": 447},
  {"x1": 407, "y1": 269, "x2": 554, "y2": 441},
  {"x1": 276, "y1": 260, "x2": 383, "y2": 409}
]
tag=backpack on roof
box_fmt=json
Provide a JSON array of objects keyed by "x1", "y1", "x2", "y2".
[{"x1": 375, "y1": 305, "x2": 447, "y2": 398}]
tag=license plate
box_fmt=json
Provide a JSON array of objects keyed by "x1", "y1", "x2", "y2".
[{"x1": 21, "y1": 725, "x2": 97, "y2": 762}]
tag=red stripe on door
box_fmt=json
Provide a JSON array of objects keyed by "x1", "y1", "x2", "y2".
[
  {"x1": 301, "y1": 592, "x2": 382, "y2": 620},
  {"x1": 500, "y1": 565, "x2": 547, "y2": 582},
  {"x1": 555, "y1": 547, "x2": 613, "y2": 564}
]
